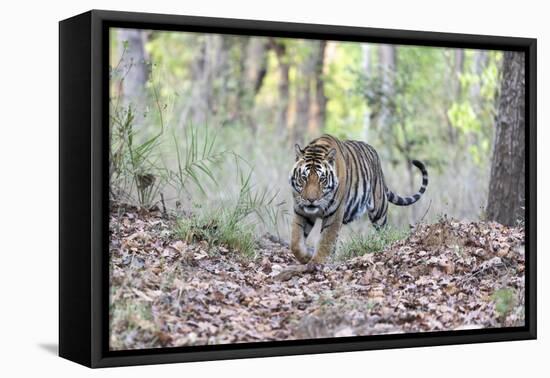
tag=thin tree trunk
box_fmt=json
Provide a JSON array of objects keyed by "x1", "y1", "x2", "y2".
[
  {"x1": 240, "y1": 37, "x2": 268, "y2": 131},
  {"x1": 362, "y1": 44, "x2": 372, "y2": 140},
  {"x1": 454, "y1": 49, "x2": 465, "y2": 95},
  {"x1": 294, "y1": 42, "x2": 317, "y2": 142},
  {"x1": 447, "y1": 49, "x2": 465, "y2": 143},
  {"x1": 486, "y1": 51, "x2": 525, "y2": 226},
  {"x1": 295, "y1": 71, "x2": 311, "y2": 143},
  {"x1": 470, "y1": 50, "x2": 488, "y2": 108},
  {"x1": 378, "y1": 44, "x2": 396, "y2": 130},
  {"x1": 245, "y1": 37, "x2": 268, "y2": 95},
  {"x1": 468, "y1": 50, "x2": 489, "y2": 148},
  {"x1": 180, "y1": 35, "x2": 226, "y2": 127},
  {"x1": 309, "y1": 41, "x2": 327, "y2": 135},
  {"x1": 270, "y1": 39, "x2": 290, "y2": 135},
  {"x1": 118, "y1": 29, "x2": 149, "y2": 108},
  {"x1": 217, "y1": 36, "x2": 232, "y2": 119}
]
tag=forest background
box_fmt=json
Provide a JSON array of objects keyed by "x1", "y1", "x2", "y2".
[{"x1": 109, "y1": 28, "x2": 525, "y2": 248}]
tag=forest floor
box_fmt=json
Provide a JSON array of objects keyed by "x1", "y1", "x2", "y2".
[{"x1": 109, "y1": 204, "x2": 525, "y2": 350}]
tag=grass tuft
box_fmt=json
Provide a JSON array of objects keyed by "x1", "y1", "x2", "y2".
[
  {"x1": 175, "y1": 162, "x2": 288, "y2": 258},
  {"x1": 336, "y1": 227, "x2": 408, "y2": 261},
  {"x1": 176, "y1": 210, "x2": 256, "y2": 258},
  {"x1": 491, "y1": 287, "x2": 516, "y2": 320}
]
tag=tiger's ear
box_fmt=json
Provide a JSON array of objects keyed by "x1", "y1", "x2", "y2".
[
  {"x1": 295, "y1": 144, "x2": 305, "y2": 160},
  {"x1": 326, "y1": 148, "x2": 337, "y2": 165}
]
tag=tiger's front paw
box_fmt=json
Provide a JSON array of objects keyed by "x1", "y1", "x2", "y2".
[
  {"x1": 290, "y1": 244, "x2": 314, "y2": 264},
  {"x1": 311, "y1": 245, "x2": 333, "y2": 264},
  {"x1": 311, "y1": 253, "x2": 328, "y2": 264}
]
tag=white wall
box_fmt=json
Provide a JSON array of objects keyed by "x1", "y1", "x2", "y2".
[{"x1": 0, "y1": 0, "x2": 545, "y2": 376}]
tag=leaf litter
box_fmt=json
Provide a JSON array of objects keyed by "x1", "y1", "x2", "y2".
[{"x1": 109, "y1": 205, "x2": 525, "y2": 350}]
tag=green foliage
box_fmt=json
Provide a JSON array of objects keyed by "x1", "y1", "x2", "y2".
[
  {"x1": 109, "y1": 103, "x2": 165, "y2": 207},
  {"x1": 177, "y1": 209, "x2": 257, "y2": 258},
  {"x1": 447, "y1": 50, "x2": 502, "y2": 166},
  {"x1": 109, "y1": 295, "x2": 159, "y2": 350},
  {"x1": 109, "y1": 38, "x2": 229, "y2": 209},
  {"x1": 448, "y1": 102, "x2": 481, "y2": 134},
  {"x1": 324, "y1": 42, "x2": 367, "y2": 138},
  {"x1": 176, "y1": 164, "x2": 288, "y2": 258},
  {"x1": 109, "y1": 100, "x2": 227, "y2": 208},
  {"x1": 356, "y1": 46, "x2": 449, "y2": 172},
  {"x1": 110, "y1": 27, "x2": 504, "y2": 234},
  {"x1": 336, "y1": 227, "x2": 408, "y2": 261},
  {"x1": 491, "y1": 287, "x2": 516, "y2": 319},
  {"x1": 146, "y1": 33, "x2": 253, "y2": 127},
  {"x1": 109, "y1": 44, "x2": 167, "y2": 208},
  {"x1": 167, "y1": 124, "x2": 227, "y2": 197},
  {"x1": 232, "y1": 164, "x2": 290, "y2": 239},
  {"x1": 145, "y1": 31, "x2": 196, "y2": 93}
]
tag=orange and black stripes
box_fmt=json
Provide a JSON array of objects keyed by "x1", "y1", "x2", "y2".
[
  {"x1": 289, "y1": 134, "x2": 428, "y2": 263},
  {"x1": 291, "y1": 134, "x2": 428, "y2": 228}
]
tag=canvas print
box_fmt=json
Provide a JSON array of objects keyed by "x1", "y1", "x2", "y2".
[{"x1": 108, "y1": 27, "x2": 526, "y2": 351}]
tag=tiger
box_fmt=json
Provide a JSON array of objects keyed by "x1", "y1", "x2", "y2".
[{"x1": 289, "y1": 134, "x2": 428, "y2": 264}]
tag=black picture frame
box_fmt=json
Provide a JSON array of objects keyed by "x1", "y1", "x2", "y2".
[{"x1": 59, "y1": 9, "x2": 537, "y2": 368}]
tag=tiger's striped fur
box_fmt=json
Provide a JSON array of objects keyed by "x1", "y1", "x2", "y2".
[{"x1": 289, "y1": 134, "x2": 428, "y2": 263}]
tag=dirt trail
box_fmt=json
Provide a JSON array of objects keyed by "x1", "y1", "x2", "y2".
[{"x1": 109, "y1": 205, "x2": 525, "y2": 350}]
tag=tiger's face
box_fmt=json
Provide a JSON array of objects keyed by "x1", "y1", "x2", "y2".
[{"x1": 290, "y1": 144, "x2": 339, "y2": 216}]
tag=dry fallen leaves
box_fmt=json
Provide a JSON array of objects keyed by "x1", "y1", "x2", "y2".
[{"x1": 109, "y1": 205, "x2": 525, "y2": 350}]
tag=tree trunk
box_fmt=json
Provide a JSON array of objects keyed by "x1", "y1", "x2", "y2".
[
  {"x1": 447, "y1": 49, "x2": 465, "y2": 143},
  {"x1": 362, "y1": 44, "x2": 372, "y2": 140},
  {"x1": 180, "y1": 35, "x2": 226, "y2": 127},
  {"x1": 292, "y1": 41, "x2": 328, "y2": 142},
  {"x1": 486, "y1": 51, "x2": 525, "y2": 226},
  {"x1": 454, "y1": 49, "x2": 465, "y2": 96},
  {"x1": 468, "y1": 50, "x2": 489, "y2": 148},
  {"x1": 294, "y1": 43, "x2": 316, "y2": 142},
  {"x1": 245, "y1": 37, "x2": 268, "y2": 95},
  {"x1": 470, "y1": 50, "x2": 488, "y2": 109},
  {"x1": 118, "y1": 29, "x2": 149, "y2": 108},
  {"x1": 309, "y1": 41, "x2": 327, "y2": 135},
  {"x1": 270, "y1": 39, "x2": 290, "y2": 135},
  {"x1": 239, "y1": 37, "x2": 268, "y2": 131},
  {"x1": 378, "y1": 44, "x2": 396, "y2": 130}
]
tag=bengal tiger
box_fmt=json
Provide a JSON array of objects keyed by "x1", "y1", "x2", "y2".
[{"x1": 289, "y1": 134, "x2": 428, "y2": 264}]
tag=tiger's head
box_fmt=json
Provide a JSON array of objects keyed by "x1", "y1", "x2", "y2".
[{"x1": 289, "y1": 143, "x2": 339, "y2": 216}]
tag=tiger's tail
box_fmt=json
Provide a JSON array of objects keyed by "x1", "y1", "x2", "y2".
[{"x1": 386, "y1": 160, "x2": 428, "y2": 206}]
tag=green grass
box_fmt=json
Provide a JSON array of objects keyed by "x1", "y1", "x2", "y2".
[
  {"x1": 168, "y1": 123, "x2": 228, "y2": 197},
  {"x1": 491, "y1": 288, "x2": 516, "y2": 319},
  {"x1": 110, "y1": 99, "x2": 165, "y2": 208},
  {"x1": 175, "y1": 160, "x2": 290, "y2": 258},
  {"x1": 109, "y1": 297, "x2": 159, "y2": 350},
  {"x1": 336, "y1": 227, "x2": 408, "y2": 261},
  {"x1": 176, "y1": 210, "x2": 256, "y2": 258}
]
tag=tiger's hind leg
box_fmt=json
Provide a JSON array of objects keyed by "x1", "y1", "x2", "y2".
[
  {"x1": 368, "y1": 208, "x2": 387, "y2": 231},
  {"x1": 367, "y1": 190, "x2": 389, "y2": 230}
]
